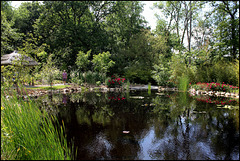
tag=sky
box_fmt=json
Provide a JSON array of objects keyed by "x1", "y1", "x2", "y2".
[{"x1": 11, "y1": 1, "x2": 160, "y2": 31}]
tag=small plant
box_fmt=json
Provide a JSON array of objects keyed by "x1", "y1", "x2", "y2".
[
  {"x1": 148, "y1": 82, "x2": 151, "y2": 95},
  {"x1": 96, "y1": 81, "x2": 101, "y2": 86}
]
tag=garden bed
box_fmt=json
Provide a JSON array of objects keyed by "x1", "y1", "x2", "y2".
[{"x1": 188, "y1": 82, "x2": 239, "y2": 99}]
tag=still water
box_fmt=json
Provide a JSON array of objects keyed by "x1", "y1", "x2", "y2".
[{"x1": 37, "y1": 90, "x2": 239, "y2": 160}]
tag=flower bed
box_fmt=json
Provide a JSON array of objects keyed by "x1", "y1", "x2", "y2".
[
  {"x1": 190, "y1": 82, "x2": 239, "y2": 93},
  {"x1": 189, "y1": 82, "x2": 239, "y2": 98}
]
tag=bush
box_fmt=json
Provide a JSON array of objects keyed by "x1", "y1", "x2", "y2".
[
  {"x1": 190, "y1": 82, "x2": 239, "y2": 93},
  {"x1": 106, "y1": 75, "x2": 125, "y2": 88}
]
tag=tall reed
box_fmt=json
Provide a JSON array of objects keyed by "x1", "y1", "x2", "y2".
[
  {"x1": 1, "y1": 88, "x2": 74, "y2": 160},
  {"x1": 178, "y1": 75, "x2": 189, "y2": 92},
  {"x1": 148, "y1": 82, "x2": 151, "y2": 95},
  {"x1": 126, "y1": 80, "x2": 130, "y2": 91}
]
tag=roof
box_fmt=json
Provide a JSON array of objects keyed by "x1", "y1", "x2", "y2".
[{"x1": 1, "y1": 50, "x2": 39, "y2": 66}]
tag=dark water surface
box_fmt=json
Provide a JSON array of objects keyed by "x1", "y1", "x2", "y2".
[{"x1": 37, "y1": 90, "x2": 239, "y2": 160}]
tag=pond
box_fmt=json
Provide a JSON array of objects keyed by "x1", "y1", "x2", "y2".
[{"x1": 36, "y1": 90, "x2": 239, "y2": 160}]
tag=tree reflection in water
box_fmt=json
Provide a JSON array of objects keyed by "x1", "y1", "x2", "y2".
[{"x1": 35, "y1": 91, "x2": 239, "y2": 160}]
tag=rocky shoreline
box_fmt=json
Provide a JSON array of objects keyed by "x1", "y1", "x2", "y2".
[{"x1": 4, "y1": 85, "x2": 239, "y2": 100}]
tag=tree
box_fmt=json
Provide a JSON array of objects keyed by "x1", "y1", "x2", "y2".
[
  {"x1": 92, "y1": 51, "x2": 115, "y2": 74},
  {"x1": 13, "y1": 1, "x2": 43, "y2": 36},
  {"x1": 106, "y1": 1, "x2": 147, "y2": 52},
  {"x1": 153, "y1": 1, "x2": 203, "y2": 53},
  {"x1": 122, "y1": 29, "x2": 169, "y2": 84},
  {"x1": 40, "y1": 54, "x2": 60, "y2": 87},
  {"x1": 1, "y1": 11, "x2": 23, "y2": 55},
  {"x1": 210, "y1": 1, "x2": 239, "y2": 60},
  {"x1": 75, "y1": 50, "x2": 91, "y2": 72},
  {"x1": 1, "y1": 1, "x2": 14, "y2": 21}
]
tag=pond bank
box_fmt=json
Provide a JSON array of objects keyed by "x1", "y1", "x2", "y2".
[{"x1": 4, "y1": 84, "x2": 239, "y2": 100}]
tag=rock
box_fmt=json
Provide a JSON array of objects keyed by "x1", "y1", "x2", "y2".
[
  {"x1": 63, "y1": 89, "x2": 69, "y2": 93},
  {"x1": 225, "y1": 92, "x2": 231, "y2": 97}
]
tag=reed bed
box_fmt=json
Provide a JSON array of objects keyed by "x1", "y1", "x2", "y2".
[{"x1": 1, "y1": 87, "x2": 74, "y2": 160}]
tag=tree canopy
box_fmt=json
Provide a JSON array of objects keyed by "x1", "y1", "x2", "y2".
[{"x1": 1, "y1": 1, "x2": 239, "y2": 85}]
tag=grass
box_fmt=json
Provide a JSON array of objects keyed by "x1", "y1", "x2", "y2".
[
  {"x1": 1, "y1": 88, "x2": 74, "y2": 160},
  {"x1": 27, "y1": 85, "x2": 71, "y2": 90}
]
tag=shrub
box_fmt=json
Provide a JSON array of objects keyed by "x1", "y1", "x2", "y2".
[
  {"x1": 106, "y1": 75, "x2": 125, "y2": 88},
  {"x1": 190, "y1": 82, "x2": 239, "y2": 93}
]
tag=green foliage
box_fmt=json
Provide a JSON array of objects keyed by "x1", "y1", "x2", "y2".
[
  {"x1": 13, "y1": 1, "x2": 43, "y2": 36},
  {"x1": 28, "y1": 85, "x2": 71, "y2": 90},
  {"x1": 1, "y1": 11, "x2": 23, "y2": 55},
  {"x1": 39, "y1": 55, "x2": 60, "y2": 86},
  {"x1": 18, "y1": 33, "x2": 48, "y2": 64},
  {"x1": 210, "y1": 1, "x2": 239, "y2": 59},
  {"x1": 194, "y1": 60, "x2": 239, "y2": 86},
  {"x1": 152, "y1": 54, "x2": 172, "y2": 86},
  {"x1": 152, "y1": 63, "x2": 170, "y2": 86},
  {"x1": 92, "y1": 51, "x2": 115, "y2": 74},
  {"x1": 126, "y1": 80, "x2": 130, "y2": 91},
  {"x1": 1, "y1": 54, "x2": 33, "y2": 88},
  {"x1": 75, "y1": 50, "x2": 91, "y2": 72},
  {"x1": 178, "y1": 75, "x2": 190, "y2": 92},
  {"x1": 233, "y1": 59, "x2": 239, "y2": 86},
  {"x1": 84, "y1": 71, "x2": 106, "y2": 85},
  {"x1": 1, "y1": 89, "x2": 73, "y2": 160},
  {"x1": 70, "y1": 70, "x2": 83, "y2": 85},
  {"x1": 148, "y1": 82, "x2": 151, "y2": 95},
  {"x1": 96, "y1": 81, "x2": 101, "y2": 86}
]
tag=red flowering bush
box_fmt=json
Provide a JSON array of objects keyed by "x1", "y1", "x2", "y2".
[
  {"x1": 107, "y1": 75, "x2": 125, "y2": 88},
  {"x1": 190, "y1": 82, "x2": 239, "y2": 93}
]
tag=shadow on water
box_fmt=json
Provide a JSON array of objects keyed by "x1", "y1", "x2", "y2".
[{"x1": 36, "y1": 90, "x2": 239, "y2": 160}]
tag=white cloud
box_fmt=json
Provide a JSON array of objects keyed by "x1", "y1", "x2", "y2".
[{"x1": 141, "y1": 1, "x2": 162, "y2": 31}]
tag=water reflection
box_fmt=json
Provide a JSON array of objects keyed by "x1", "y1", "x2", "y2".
[{"x1": 36, "y1": 91, "x2": 239, "y2": 160}]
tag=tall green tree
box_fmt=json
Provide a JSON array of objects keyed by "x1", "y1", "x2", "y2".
[
  {"x1": 75, "y1": 50, "x2": 91, "y2": 72},
  {"x1": 210, "y1": 1, "x2": 239, "y2": 60},
  {"x1": 1, "y1": 11, "x2": 23, "y2": 55},
  {"x1": 13, "y1": 1, "x2": 43, "y2": 36},
  {"x1": 106, "y1": 1, "x2": 147, "y2": 53}
]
